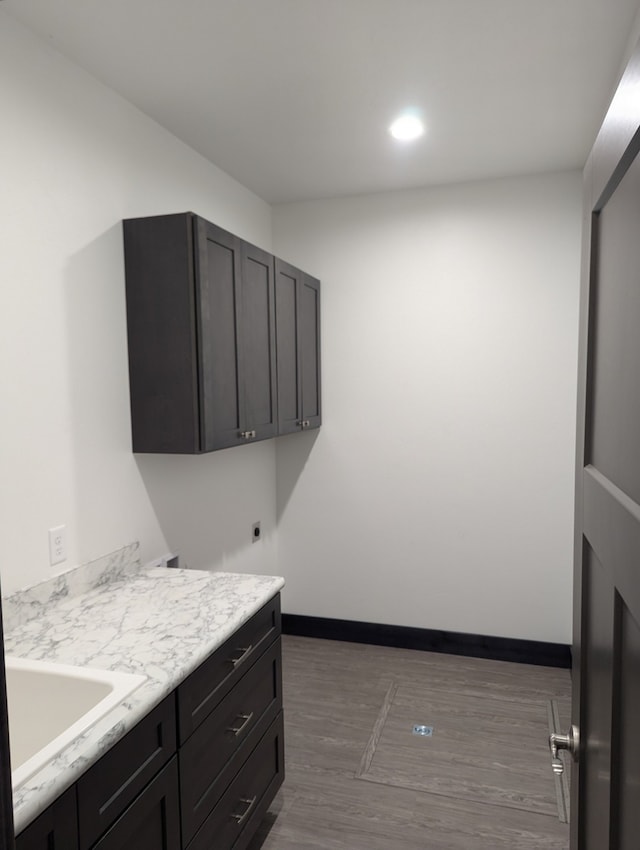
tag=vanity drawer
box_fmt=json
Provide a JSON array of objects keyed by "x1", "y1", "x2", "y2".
[
  {"x1": 180, "y1": 638, "x2": 282, "y2": 845},
  {"x1": 177, "y1": 594, "x2": 281, "y2": 743},
  {"x1": 187, "y1": 711, "x2": 285, "y2": 850},
  {"x1": 77, "y1": 694, "x2": 176, "y2": 849}
]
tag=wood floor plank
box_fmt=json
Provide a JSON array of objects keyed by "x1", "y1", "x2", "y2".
[{"x1": 250, "y1": 771, "x2": 569, "y2": 850}]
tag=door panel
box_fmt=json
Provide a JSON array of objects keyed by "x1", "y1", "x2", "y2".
[
  {"x1": 588, "y1": 152, "x2": 640, "y2": 504},
  {"x1": 613, "y1": 599, "x2": 640, "y2": 850},
  {"x1": 580, "y1": 546, "x2": 613, "y2": 850},
  {"x1": 241, "y1": 243, "x2": 277, "y2": 438},
  {"x1": 300, "y1": 275, "x2": 321, "y2": 425},
  {"x1": 275, "y1": 260, "x2": 301, "y2": 435},
  {"x1": 195, "y1": 220, "x2": 243, "y2": 450}
]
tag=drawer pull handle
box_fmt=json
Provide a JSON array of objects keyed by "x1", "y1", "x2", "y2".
[
  {"x1": 230, "y1": 645, "x2": 253, "y2": 668},
  {"x1": 231, "y1": 795, "x2": 257, "y2": 825},
  {"x1": 228, "y1": 712, "x2": 254, "y2": 737}
]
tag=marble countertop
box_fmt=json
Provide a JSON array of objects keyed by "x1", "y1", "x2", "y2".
[{"x1": 3, "y1": 560, "x2": 284, "y2": 834}]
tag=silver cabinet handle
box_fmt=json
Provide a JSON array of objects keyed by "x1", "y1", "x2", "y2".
[
  {"x1": 549, "y1": 725, "x2": 580, "y2": 774},
  {"x1": 231, "y1": 795, "x2": 257, "y2": 825},
  {"x1": 229, "y1": 645, "x2": 253, "y2": 668},
  {"x1": 240, "y1": 430, "x2": 256, "y2": 439},
  {"x1": 297, "y1": 420, "x2": 310, "y2": 429},
  {"x1": 227, "y1": 712, "x2": 254, "y2": 737}
]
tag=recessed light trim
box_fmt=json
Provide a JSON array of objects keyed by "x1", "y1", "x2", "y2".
[{"x1": 389, "y1": 113, "x2": 425, "y2": 141}]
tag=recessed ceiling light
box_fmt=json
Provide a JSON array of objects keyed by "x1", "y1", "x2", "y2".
[{"x1": 389, "y1": 113, "x2": 425, "y2": 141}]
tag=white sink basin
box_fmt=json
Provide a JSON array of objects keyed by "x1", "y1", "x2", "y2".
[{"x1": 5, "y1": 656, "x2": 145, "y2": 789}]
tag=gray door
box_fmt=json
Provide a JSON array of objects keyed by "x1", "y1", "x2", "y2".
[{"x1": 571, "y1": 42, "x2": 640, "y2": 850}]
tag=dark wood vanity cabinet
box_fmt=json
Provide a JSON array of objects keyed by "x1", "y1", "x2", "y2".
[
  {"x1": 274, "y1": 259, "x2": 321, "y2": 435},
  {"x1": 14, "y1": 595, "x2": 284, "y2": 850},
  {"x1": 123, "y1": 213, "x2": 278, "y2": 453}
]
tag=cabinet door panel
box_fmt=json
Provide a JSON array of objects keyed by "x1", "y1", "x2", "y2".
[
  {"x1": 275, "y1": 260, "x2": 301, "y2": 435},
  {"x1": 300, "y1": 274, "x2": 321, "y2": 426},
  {"x1": 241, "y1": 244, "x2": 277, "y2": 439},
  {"x1": 195, "y1": 220, "x2": 244, "y2": 451}
]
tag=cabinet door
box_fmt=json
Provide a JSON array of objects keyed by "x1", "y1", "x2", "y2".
[
  {"x1": 15, "y1": 786, "x2": 78, "y2": 850},
  {"x1": 194, "y1": 218, "x2": 244, "y2": 452},
  {"x1": 274, "y1": 259, "x2": 301, "y2": 435},
  {"x1": 299, "y1": 273, "x2": 321, "y2": 430},
  {"x1": 240, "y1": 243, "x2": 277, "y2": 441},
  {"x1": 275, "y1": 260, "x2": 321, "y2": 434},
  {"x1": 92, "y1": 758, "x2": 180, "y2": 850}
]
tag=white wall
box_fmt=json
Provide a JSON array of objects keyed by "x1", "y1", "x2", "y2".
[
  {"x1": 618, "y1": 3, "x2": 640, "y2": 82},
  {"x1": 273, "y1": 172, "x2": 582, "y2": 644},
  {"x1": 0, "y1": 12, "x2": 278, "y2": 594},
  {"x1": 0, "y1": 12, "x2": 584, "y2": 645}
]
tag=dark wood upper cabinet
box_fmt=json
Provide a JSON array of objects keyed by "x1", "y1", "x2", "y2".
[
  {"x1": 275, "y1": 259, "x2": 321, "y2": 435},
  {"x1": 123, "y1": 213, "x2": 278, "y2": 453}
]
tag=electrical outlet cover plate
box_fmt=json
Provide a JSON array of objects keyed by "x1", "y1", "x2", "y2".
[{"x1": 48, "y1": 526, "x2": 67, "y2": 566}]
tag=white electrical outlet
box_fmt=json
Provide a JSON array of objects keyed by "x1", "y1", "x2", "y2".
[{"x1": 48, "y1": 525, "x2": 67, "y2": 566}]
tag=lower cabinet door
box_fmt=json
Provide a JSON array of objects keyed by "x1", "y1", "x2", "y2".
[
  {"x1": 188, "y1": 712, "x2": 284, "y2": 850},
  {"x1": 92, "y1": 757, "x2": 180, "y2": 850},
  {"x1": 15, "y1": 786, "x2": 78, "y2": 850}
]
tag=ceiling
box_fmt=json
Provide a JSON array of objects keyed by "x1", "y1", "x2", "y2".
[{"x1": 3, "y1": 0, "x2": 639, "y2": 204}]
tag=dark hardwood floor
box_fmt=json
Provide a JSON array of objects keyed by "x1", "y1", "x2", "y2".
[{"x1": 247, "y1": 635, "x2": 571, "y2": 850}]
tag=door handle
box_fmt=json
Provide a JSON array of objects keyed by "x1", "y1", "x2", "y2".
[{"x1": 549, "y1": 725, "x2": 579, "y2": 774}]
